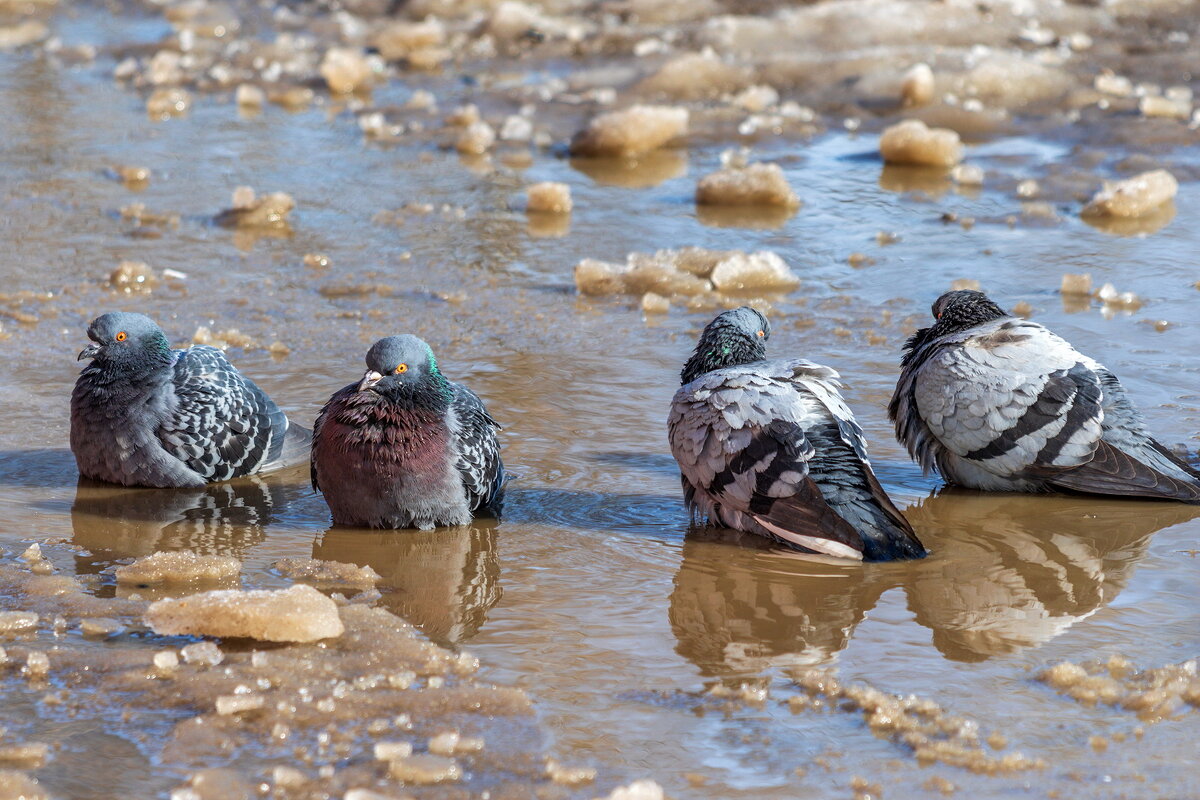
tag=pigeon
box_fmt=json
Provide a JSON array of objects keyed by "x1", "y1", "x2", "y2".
[
  {"x1": 890, "y1": 289, "x2": 1200, "y2": 502},
  {"x1": 667, "y1": 307, "x2": 926, "y2": 562},
  {"x1": 311, "y1": 335, "x2": 505, "y2": 529},
  {"x1": 71, "y1": 312, "x2": 310, "y2": 488}
]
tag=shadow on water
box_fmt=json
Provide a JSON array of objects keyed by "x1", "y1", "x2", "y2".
[
  {"x1": 315, "y1": 522, "x2": 502, "y2": 647},
  {"x1": 669, "y1": 489, "x2": 1200, "y2": 678},
  {"x1": 69, "y1": 471, "x2": 312, "y2": 571}
]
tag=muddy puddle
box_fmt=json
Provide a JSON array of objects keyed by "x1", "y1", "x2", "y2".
[{"x1": 0, "y1": 0, "x2": 1198, "y2": 797}]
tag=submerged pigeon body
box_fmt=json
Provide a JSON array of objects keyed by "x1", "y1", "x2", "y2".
[
  {"x1": 890, "y1": 290, "x2": 1200, "y2": 502},
  {"x1": 311, "y1": 335, "x2": 504, "y2": 529},
  {"x1": 668, "y1": 307, "x2": 926, "y2": 562},
  {"x1": 71, "y1": 312, "x2": 310, "y2": 488}
]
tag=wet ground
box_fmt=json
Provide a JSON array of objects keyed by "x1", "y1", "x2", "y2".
[{"x1": 0, "y1": 0, "x2": 1198, "y2": 797}]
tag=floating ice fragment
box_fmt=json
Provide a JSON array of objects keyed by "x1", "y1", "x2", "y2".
[
  {"x1": 147, "y1": 88, "x2": 191, "y2": 120},
  {"x1": 145, "y1": 584, "x2": 344, "y2": 643},
  {"x1": 320, "y1": 47, "x2": 377, "y2": 94},
  {"x1": 1082, "y1": 169, "x2": 1177, "y2": 218},
  {"x1": 116, "y1": 551, "x2": 240, "y2": 585},
  {"x1": 428, "y1": 731, "x2": 483, "y2": 755},
  {"x1": 879, "y1": 120, "x2": 963, "y2": 167},
  {"x1": 0, "y1": 612, "x2": 37, "y2": 634},
  {"x1": 599, "y1": 779, "x2": 665, "y2": 800},
  {"x1": 695, "y1": 163, "x2": 799, "y2": 208},
  {"x1": 273, "y1": 558, "x2": 380, "y2": 588},
  {"x1": 950, "y1": 164, "x2": 984, "y2": 185},
  {"x1": 1060, "y1": 273, "x2": 1092, "y2": 296},
  {"x1": 387, "y1": 754, "x2": 461, "y2": 784},
  {"x1": 1139, "y1": 95, "x2": 1190, "y2": 119},
  {"x1": 180, "y1": 640, "x2": 223, "y2": 666},
  {"x1": 901, "y1": 63, "x2": 934, "y2": 107},
  {"x1": 455, "y1": 121, "x2": 495, "y2": 154},
  {"x1": 710, "y1": 252, "x2": 799, "y2": 291},
  {"x1": 569, "y1": 105, "x2": 688, "y2": 157},
  {"x1": 373, "y1": 741, "x2": 413, "y2": 760},
  {"x1": 216, "y1": 694, "x2": 264, "y2": 715},
  {"x1": 526, "y1": 182, "x2": 572, "y2": 213}
]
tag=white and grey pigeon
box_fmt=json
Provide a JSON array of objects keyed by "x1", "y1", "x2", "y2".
[
  {"x1": 890, "y1": 290, "x2": 1200, "y2": 502},
  {"x1": 668, "y1": 307, "x2": 927, "y2": 562},
  {"x1": 71, "y1": 312, "x2": 311, "y2": 488},
  {"x1": 311, "y1": 335, "x2": 505, "y2": 529}
]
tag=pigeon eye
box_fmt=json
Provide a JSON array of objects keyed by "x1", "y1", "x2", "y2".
[
  {"x1": 115, "y1": 331, "x2": 127, "y2": 342},
  {"x1": 756, "y1": 330, "x2": 765, "y2": 337},
  {"x1": 394, "y1": 364, "x2": 408, "y2": 375}
]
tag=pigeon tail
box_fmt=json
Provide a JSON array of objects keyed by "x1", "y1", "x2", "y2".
[
  {"x1": 261, "y1": 421, "x2": 313, "y2": 474},
  {"x1": 1043, "y1": 440, "x2": 1200, "y2": 504}
]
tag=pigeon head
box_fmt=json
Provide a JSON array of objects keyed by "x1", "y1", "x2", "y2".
[
  {"x1": 680, "y1": 307, "x2": 771, "y2": 385},
  {"x1": 78, "y1": 312, "x2": 172, "y2": 370},
  {"x1": 900, "y1": 291, "x2": 1010, "y2": 368},
  {"x1": 931, "y1": 290, "x2": 1008, "y2": 330},
  {"x1": 358, "y1": 335, "x2": 451, "y2": 406}
]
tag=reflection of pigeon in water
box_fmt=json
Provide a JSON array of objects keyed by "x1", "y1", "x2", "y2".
[
  {"x1": 71, "y1": 312, "x2": 310, "y2": 488},
  {"x1": 311, "y1": 335, "x2": 505, "y2": 529},
  {"x1": 902, "y1": 490, "x2": 1199, "y2": 661},
  {"x1": 70, "y1": 473, "x2": 311, "y2": 566},
  {"x1": 668, "y1": 307, "x2": 925, "y2": 561},
  {"x1": 668, "y1": 530, "x2": 888, "y2": 677},
  {"x1": 891, "y1": 290, "x2": 1200, "y2": 501},
  {"x1": 313, "y1": 524, "x2": 501, "y2": 645}
]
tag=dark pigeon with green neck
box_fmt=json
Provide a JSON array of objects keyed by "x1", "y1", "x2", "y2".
[
  {"x1": 311, "y1": 334, "x2": 505, "y2": 529},
  {"x1": 71, "y1": 311, "x2": 310, "y2": 488},
  {"x1": 670, "y1": 307, "x2": 925, "y2": 562}
]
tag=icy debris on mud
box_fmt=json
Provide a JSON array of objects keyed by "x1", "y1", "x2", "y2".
[
  {"x1": 116, "y1": 550, "x2": 240, "y2": 586},
  {"x1": 215, "y1": 186, "x2": 295, "y2": 229},
  {"x1": 526, "y1": 182, "x2": 572, "y2": 213},
  {"x1": 569, "y1": 105, "x2": 687, "y2": 157},
  {"x1": 273, "y1": 557, "x2": 381, "y2": 589},
  {"x1": 145, "y1": 584, "x2": 344, "y2": 642},
  {"x1": 880, "y1": 119, "x2": 963, "y2": 167},
  {"x1": 695, "y1": 162, "x2": 799, "y2": 209},
  {"x1": 1039, "y1": 657, "x2": 1200, "y2": 722},
  {"x1": 576, "y1": 247, "x2": 799, "y2": 299},
  {"x1": 1082, "y1": 169, "x2": 1177, "y2": 218}
]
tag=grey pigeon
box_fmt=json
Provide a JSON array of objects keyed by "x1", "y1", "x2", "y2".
[
  {"x1": 311, "y1": 335, "x2": 504, "y2": 529},
  {"x1": 668, "y1": 307, "x2": 926, "y2": 562},
  {"x1": 71, "y1": 312, "x2": 310, "y2": 488},
  {"x1": 890, "y1": 290, "x2": 1200, "y2": 502}
]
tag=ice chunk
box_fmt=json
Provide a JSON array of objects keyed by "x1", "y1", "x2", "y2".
[
  {"x1": 428, "y1": 731, "x2": 483, "y2": 755},
  {"x1": 636, "y1": 52, "x2": 750, "y2": 99},
  {"x1": 116, "y1": 551, "x2": 240, "y2": 586},
  {"x1": 546, "y1": 758, "x2": 596, "y2": 786},
  {"x1": 732, "y1": 85, "x2": 778, "y2": 112},
  {"x1": 181, "y1": 641, "x2": 223, "y2": 666},
  {"x1": 235, "y1": 84, "x2": 264, "y2": 110},
  {"x1": 147, "y1": 88, "x2": 191, "y2": 120},
  {"x1": 145, "y1": 584, "x2": 344, "y2": 643},
  {"x1": 1060, "y1": 274, "x2": 1092, "y2": 296},
  {"x1": 455, "y1": 121, "x2": 495, "y2": 155},
  {"x1": 574, "y1": 259, "x2": 628, "y2": 296},
  {"x1": 80, "y1": 617, "x2": 123, "y2": 637},
  {"x1": 115, "y1": 165, "x2": 151, "y2": 186},
  {"x1": 320, "y1": 48, "x2": 377, "y2": 94},
  {"x1": 601, "y1": 780, "x2": 665, "y2": 800},
  {"x1": 1140, "y1": 95, "x2": 1191, "y2": 119},
  {"x1": 23, "y1": 651, "x2": 48, "y2": 677},
  {"x1": 0, "y1": 612, "x2": 37, "y2": 633},
  {"x1": 0, "y1": 20, "x2": 48, "y2": 50},
  {"x1": 216, "y1": 694, "x2": 264, "y2": 715},
  {"x1": 215, "y1": 188, "x2": 295, "y2": 229},
  {"x1": 950, "y1": 164, "x2": 984, "y2": 185},
  {"x1": 710, "y1": 252, "x2": 800, "y2": 291},
  {"x1": 526, "y1": 182, "x2": 572, "y2": 213},
  {"x1": 695, "y1": 163, "x2": 799, "y2": 208},
  {"x1": 641, "y1": 292, "x2": 669, "y2": 314},
  {"x1": 387, "y1": 754, "x2": 461, "y2": 784},
  {"x1": 1082, "y1": 170, "x2": 1177, "y2": 218},
  {"x1": 569, "y1": 105, "x2": 687, "y2": 157},
  {"x1": 374, "y1": 741, "x2": 413, "y2": 760},
  {"x1": 880, "y1": 120, "x2": 963, "y2": 167},
  {"x1": 372, "y1": 19, "x2": 445, "y2": 60},
  {"x1": 273, "y1": 558, "x2": 380, "y2": 589},
  {"x1": 901, "y1": 63, "x2": 934, "y2": 107}
]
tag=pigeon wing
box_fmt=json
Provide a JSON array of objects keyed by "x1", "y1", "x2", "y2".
[
  {"x1": 158, "y1": 346, "x2": 281, "y2": 482},
  {"x1": 669, "y1": 360, "x2": 865, "y2": 559},
  {"x1": 911, "y1": 319, "x2": 1106, "y2": 479},
  {"x1": 450, "y1": 383, "x2": 505, "y2": 512}
]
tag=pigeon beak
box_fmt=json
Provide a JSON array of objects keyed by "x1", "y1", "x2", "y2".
[
  {"x1": 77, "y1": 343, "x2": 101, "y2": 361},
  {"x1": 358, "y1": 370, "x2": 383, "y2": 392}
]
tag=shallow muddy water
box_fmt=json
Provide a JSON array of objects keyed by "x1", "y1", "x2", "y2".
[{"x1": 0, "y1": 0, "x2": 1198, "y2": 798}]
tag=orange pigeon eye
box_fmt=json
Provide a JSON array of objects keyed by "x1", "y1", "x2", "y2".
[
  {"x1": 756, "y1": 330, "x2": 765, "y2": 337},
  {"x1": 394, "y1": 364, "x2": 408, "y2": 375},
  {"x1": 115, "y1": 331, "x2": 127, "y2": 342}
]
